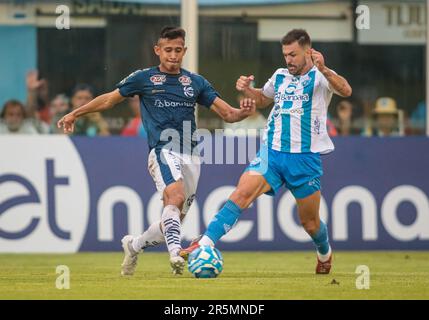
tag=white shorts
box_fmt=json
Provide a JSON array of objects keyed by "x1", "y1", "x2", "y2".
[{"x1": 148, "y1": 148, "x2": 201, "y2": 215}]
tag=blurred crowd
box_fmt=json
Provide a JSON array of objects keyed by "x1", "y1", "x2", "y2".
[
  {"x1": 0, "y1": 70, "x2": 426, "y2": 137},
  {"x1": 0, "y1": 70, "x2": 147, "y2": 137}
]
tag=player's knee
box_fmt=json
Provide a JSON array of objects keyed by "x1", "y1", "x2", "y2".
[
  {"x1": 301, "y1": 219, "x2": 319, "y2": 236},
  {"x1": 231, "y1": 187, "x2": 254, "y2": 208},
  {"x1": 164, "y1": 191, "x2": 186, "y2": 208}
]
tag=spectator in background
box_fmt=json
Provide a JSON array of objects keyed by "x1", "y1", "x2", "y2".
[
  {"x1": 49, "y1": 94, "x2": 70, "y2": 134},
  {"x1": 26, "y1": 70, "x2": 50, "y2": 125},
  {"x1": 363, "y1": 97, "x2": 404, "y2": 137},
  {"x1": 121, "y1": 95, "x2": 147, "y2": 138},
  {"x1": 408, "y1": 101, "x2": 426, "y2": 135},
  {"x1": 332, "y1": 100, "x2": 362, "y2": 136},
  {"x1": 70, "y1": 84, "x2": 110, "y2": 136},
  {"x1": 0, "y1": 100, "x2": 39, "y2": 134}
]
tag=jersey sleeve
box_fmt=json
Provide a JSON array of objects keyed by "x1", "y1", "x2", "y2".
[
  {"x1": 116, "y1": 70, "x2": 145, "y2": 97},
  {"x1": 320, "y1": 68, "x2": 339, "y2": 94},
  {"x1": 196, "y1": 77, "x2": 220, "y2": 108},
  {"x1": 261, "y1": 69, "x2": 281, "y2": 99}
]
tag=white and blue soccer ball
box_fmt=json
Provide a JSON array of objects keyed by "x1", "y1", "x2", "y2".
[{"x1": 188, "y1": 245, "x2": 224, "y2": 278}]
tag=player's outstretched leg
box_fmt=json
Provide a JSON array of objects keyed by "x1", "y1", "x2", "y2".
[
  {"x1": 120, "y1": 221, "x2": 165, "y2": 276},
  {"x1": 161, "y1": 181, "x2": 188, "y2": 275},
  {"x1": 162, "y1": 205, "x2": 185, "y2": 275},
  {"x1": 296, "y1": 191, "x2": 332, "y2": 274},
  {"x1": 180, "y1": 172, "x2": 270, "y2": 259}
]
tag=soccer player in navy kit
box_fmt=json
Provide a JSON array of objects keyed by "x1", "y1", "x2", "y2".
[{"x1": 58, "y1": 27, "x2": 256, "y2": 276}]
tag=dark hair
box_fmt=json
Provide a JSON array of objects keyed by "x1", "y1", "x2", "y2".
[
  {"x1": 0, "y1": 99, "x2": 26, "y2": 119},
  {"x1": 71, "y1": 83, "x2": 95, "y2": 98},
  {"x1": 159, "y1": 26, "x2": 186, "y2": 41},
  {"x1": 281, "y1": 29, "x2": 311, "y2": 47}
]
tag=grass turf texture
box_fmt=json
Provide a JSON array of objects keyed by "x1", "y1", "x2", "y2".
[{"x1": 0, "y1": 251, "x2": 428, "y2": 300}]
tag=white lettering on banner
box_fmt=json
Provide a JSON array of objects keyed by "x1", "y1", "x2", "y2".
[
  {"x1": 1, "y1": 137, "x2": 428, "y2": 252},
  {"x1": 146, "y1": 192, "x2": 200, "y2": 241},
  {"x1": 358, "y1": 2, "x2": 426, "y2": 45},
  {"x1": 257, "y1": 195, "x2": 274, "y2": 241},
  {"x1": 203, "y1": 186, "x2": 253, "y2": 243},
  {"x1": 381, "y1": 185, "x2": 429, "y2": 241},
  {"x1": 97, "y1": 186, "x2": 143, "y2": 241},
  {"x1": 0, "y1": 137, "x2": 89, "y2": 253},
  {"x1": 277, "y1": 192, "x2": 329, "y2": 242},
  {"x1": 332, "y1": 186, "x2": 378, "y2": 241}
]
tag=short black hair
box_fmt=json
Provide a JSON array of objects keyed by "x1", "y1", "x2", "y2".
[
  {"x1": 159, "y1": 26, "x2": 186, "y2": 41},
  {"x1": 281, "y1": 29, "x2": 311, "y2": 47}
]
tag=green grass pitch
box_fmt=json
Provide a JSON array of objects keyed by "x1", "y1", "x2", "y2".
[{"x1": 0, "y1": 251, "x2": 428, "y2": 300}]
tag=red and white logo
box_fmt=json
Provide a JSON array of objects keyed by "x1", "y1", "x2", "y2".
[
  {"x1": 150, "y1": 75, "x2": 166, "y2": 85},
  {"x1": 179, "y1": 75, "x2": 192, "y2": 86}
]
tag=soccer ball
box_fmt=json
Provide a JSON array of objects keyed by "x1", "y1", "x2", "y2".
[{"x1": 188, "y1": 245, "x2": 223, "y2": 278}]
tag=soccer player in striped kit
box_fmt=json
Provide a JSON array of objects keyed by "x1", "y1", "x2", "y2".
[{"x1": 181, "y1": 29, "x2": 352, "y2": 274}]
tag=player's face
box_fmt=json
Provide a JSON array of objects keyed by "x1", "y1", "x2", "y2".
[
  {"x1": 282, "y1": 41, "x2": 311, "y2": 76},
  {"x1": 155, "y1": 38, "x2": 187, "y2": 74}
]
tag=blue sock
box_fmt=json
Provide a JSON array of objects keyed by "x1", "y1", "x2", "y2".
[
  {"x1": 311, "y1": 220, "x2": 330, "y2": 255},
  {"x1": 204, "y1": 200, "x2": 242, "y2": 245}
]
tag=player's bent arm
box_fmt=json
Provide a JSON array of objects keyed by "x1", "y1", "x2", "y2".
[
  {"x1": 210, "y1": 97, "x2": 255, "y2": 123},
  {"x1": 321, "y1": 68, "x2": 352, "y2": 97},
  {"x1": 58, "y1": 89, "x2": 125, "y2": 133},
  {"x1": 243, "y1": 87, "x2": 273, "y2": 109},
  {"x1": 71, "y1": 89, "x2": 125, "y2": 118}
]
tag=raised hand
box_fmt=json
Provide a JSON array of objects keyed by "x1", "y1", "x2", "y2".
[
  {"x1": 236, "y1": 75, "x2": 255, "y2": 92},
  {"x1": 310, "y1": 49, "x2": 326, "y2": 72},
  {"x1": 26, "y1": 70, "x2": 44, "y2": 91}
]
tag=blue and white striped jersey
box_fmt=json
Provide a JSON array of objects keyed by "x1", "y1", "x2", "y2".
[{"x1": 262, "y1": 66, "x2": 335, "y2": 154}]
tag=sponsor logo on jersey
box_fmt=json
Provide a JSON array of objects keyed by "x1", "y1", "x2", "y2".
[
  {"x1": 155, "y1": 100, "x2": 165, "y2": 108},
  {"x1": 314, "y1": 117, "x2": 321, "y2": 135},
  {"x1": 273, "y1": 105, "x2": 281, "y2": 118},
  {"x1": 273, "y1": 106, "x2": 305, "y2": 118},
  {"x1": 179, "y1": 75, "x2": 192, "y2": 86},
  {"x1": 152, "y1": 89, "x2": 166, "y2": 94},
  {"x1": 301, "y1": 75, "x2": 311, "y2": 87},
  {"x1": 280, "y1": 107, "x2": 304, "y2": 116},
  {"x1": 183, "y1": 86, "x2": 194, "y2": 98},
  {"x1": 154, "y1": 99, "x2": 194, "y2": 108},
  {"x1": 150, "y1": 74, "x2": 166, "y2": 85},
  {"x1": 275, "y1": 92, "x2": 310, "y2": 103}
]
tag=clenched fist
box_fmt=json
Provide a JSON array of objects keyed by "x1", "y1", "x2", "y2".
[{"x1": 236, "y1": 75, "x2": 255, "y2": 92}]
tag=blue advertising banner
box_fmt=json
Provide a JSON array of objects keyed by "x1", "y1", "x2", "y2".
[{"x1": 0, "y1": 136, "x2": 428, "y2": 253}]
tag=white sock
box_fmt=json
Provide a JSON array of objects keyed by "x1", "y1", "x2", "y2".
[
  {"x1": 317, "y1": 246, "x2": 332, "y2": 263},
  {"x1": 132, "y1": 220, "x2": 165, "y2": 253},
  {"x1": 199, "y1": 235, "x2": 214, "y2": 247},
  {"x1": 161, "y1": 205, "x2": 182, "y2": 258}
]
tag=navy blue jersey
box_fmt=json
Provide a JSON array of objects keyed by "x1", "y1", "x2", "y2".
[{"x1": 117, "y1": 67, "x2": 219, "y2": 153}]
